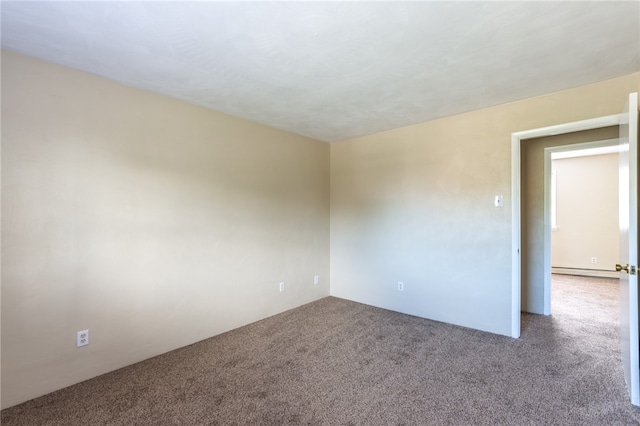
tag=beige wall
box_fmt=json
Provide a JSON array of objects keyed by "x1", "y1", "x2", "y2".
[
  {"x1": 551, "y1": 153, "x2": 620, "y2": 272},
  {"x1": 1, "y1": 51, "x2": 330, "y2": 408},
  {"x1": 330, "y1": 73, "x2": 639, "y2": 335},
  {"x1": 521, "y1": 128, "x2": 618, "y2": 314},
  {"x1": 2, "y1": 48, "x2": 639, "y2": 409}
]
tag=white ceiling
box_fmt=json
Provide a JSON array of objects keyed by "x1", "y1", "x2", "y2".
[{"x1": 2, "y1": 1, "x2": 639, "y2": 143}]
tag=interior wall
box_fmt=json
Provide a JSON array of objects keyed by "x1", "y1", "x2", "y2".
[
  {"x1": 551, "y1": 153, "x2": 619, "y2": 274},
  {"x1": 330, "y1": 74, "x2": 639, "y2": 335},
  {"x1": 2, "y1": 48, "x2": 639, "y2": 410},
  {"x1": 521, "y1": 128, "x2": 619, "y2": 314},
  {"x1": 1, "y1": 51, "x2": 330, "y2": 409}
]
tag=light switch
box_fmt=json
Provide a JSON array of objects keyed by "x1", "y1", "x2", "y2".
[{"x1": 494, "y1": 195, "x2": 504, "y2": 207}]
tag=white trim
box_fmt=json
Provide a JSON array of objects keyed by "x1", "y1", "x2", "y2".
[
  {"x1": 543, "y1": 154, "x2": 552, "y2": 315},
  {"x1": 550, "y1": 169, "x2": 557, "y2": 231},
  {"x1": 511, "y1": 114, "x2": 625, "y2": 338},
  {"x1": 551, "y1": 144, "x2": 621, "y2": 160},
  {"x1": 511, "y1": 132, "x2": 521, "y2": 338}
]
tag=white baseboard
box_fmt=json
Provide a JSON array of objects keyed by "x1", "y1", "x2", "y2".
[{"x1": 552, "y1": 267, "x2": 618, "y2": 279}]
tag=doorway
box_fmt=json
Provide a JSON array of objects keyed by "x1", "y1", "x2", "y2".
[
  {"x1": 519, "y1": 127, "x2": 620, "y2": 318},
  {"x1": 545, "y1": 139, "x2": 621, "y2": 315},
  {"x1": 510, "y1": 112, "x2": 625, "y2": 337},
  {"x1": 512, "y1": 94, "x2": 639, "y2": 405}
]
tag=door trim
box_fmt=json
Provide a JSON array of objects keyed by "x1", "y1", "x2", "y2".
[{"x1": 511, "y1": 114, "x2": 625, "y2": 338}]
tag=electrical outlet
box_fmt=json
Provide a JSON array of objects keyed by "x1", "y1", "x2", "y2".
[
  {"x1": 591, "y1": 257, "x2": 597, "y2": 264},
  {"x1": 279, "y1": 282, "x2": 285, "y2": 292},
  {"x1": 398, "y1": 282, "x2": 404, "y2": 292},
  {"x1": 77, "y1": 330, "x2": 89, "y2": 347},
  {"x1": 314, "y1": 275, "x2": 319, "y2": 285}
]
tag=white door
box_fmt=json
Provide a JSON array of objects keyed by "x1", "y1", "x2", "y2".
[{"x1": 619, "y1": 92, "x2": 639, "y2": 406}]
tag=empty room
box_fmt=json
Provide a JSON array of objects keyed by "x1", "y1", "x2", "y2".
[{"x1": 2, "y1": 1, "x2": 640, "y2": 425}]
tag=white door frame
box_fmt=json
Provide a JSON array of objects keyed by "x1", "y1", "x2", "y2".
[{"x1": 511, "y1": 113, "x2": 625, "y2": 338}]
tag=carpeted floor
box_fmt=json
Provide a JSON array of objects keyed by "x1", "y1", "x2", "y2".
[{"x1": 3, "y1": 274, "x2": 640, "y2": 425}]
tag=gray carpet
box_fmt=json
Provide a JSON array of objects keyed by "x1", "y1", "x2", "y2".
[{"x1": 3, "y1": 274, "x2": 640, "y2": 425}]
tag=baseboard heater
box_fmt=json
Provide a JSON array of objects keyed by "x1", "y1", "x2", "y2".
[{"x1": 552, "y1": 267, "x2": 618, "y2": 279}]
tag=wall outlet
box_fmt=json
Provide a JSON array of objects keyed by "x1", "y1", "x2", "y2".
[
  {"x1": 314, "y1": 275, "x2": 319, "y2": 285},
  {"x1": 77, "y1": 330, "x2": 89, "y2": 347},
  {"x1": 397, "y1": 282, "x2": 404, "y2": 292},
  {"x1": 591, "y1": 257, "x2": 597, "y2": 264},
  {"x1": 279, "y1": 282, "x2": 285, "y2": 292}
]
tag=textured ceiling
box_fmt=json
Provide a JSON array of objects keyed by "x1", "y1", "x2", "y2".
[{"x1": 2, "y1": 1, "x2": 639, "y2": 143}]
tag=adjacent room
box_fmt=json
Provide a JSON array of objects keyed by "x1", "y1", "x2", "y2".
[
  {"x1": 551, "y1": 147, "x2": 620, "y2": 280},
  {"x1": 2, "y1": 1, "x2": 640, "y2": 424}
]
